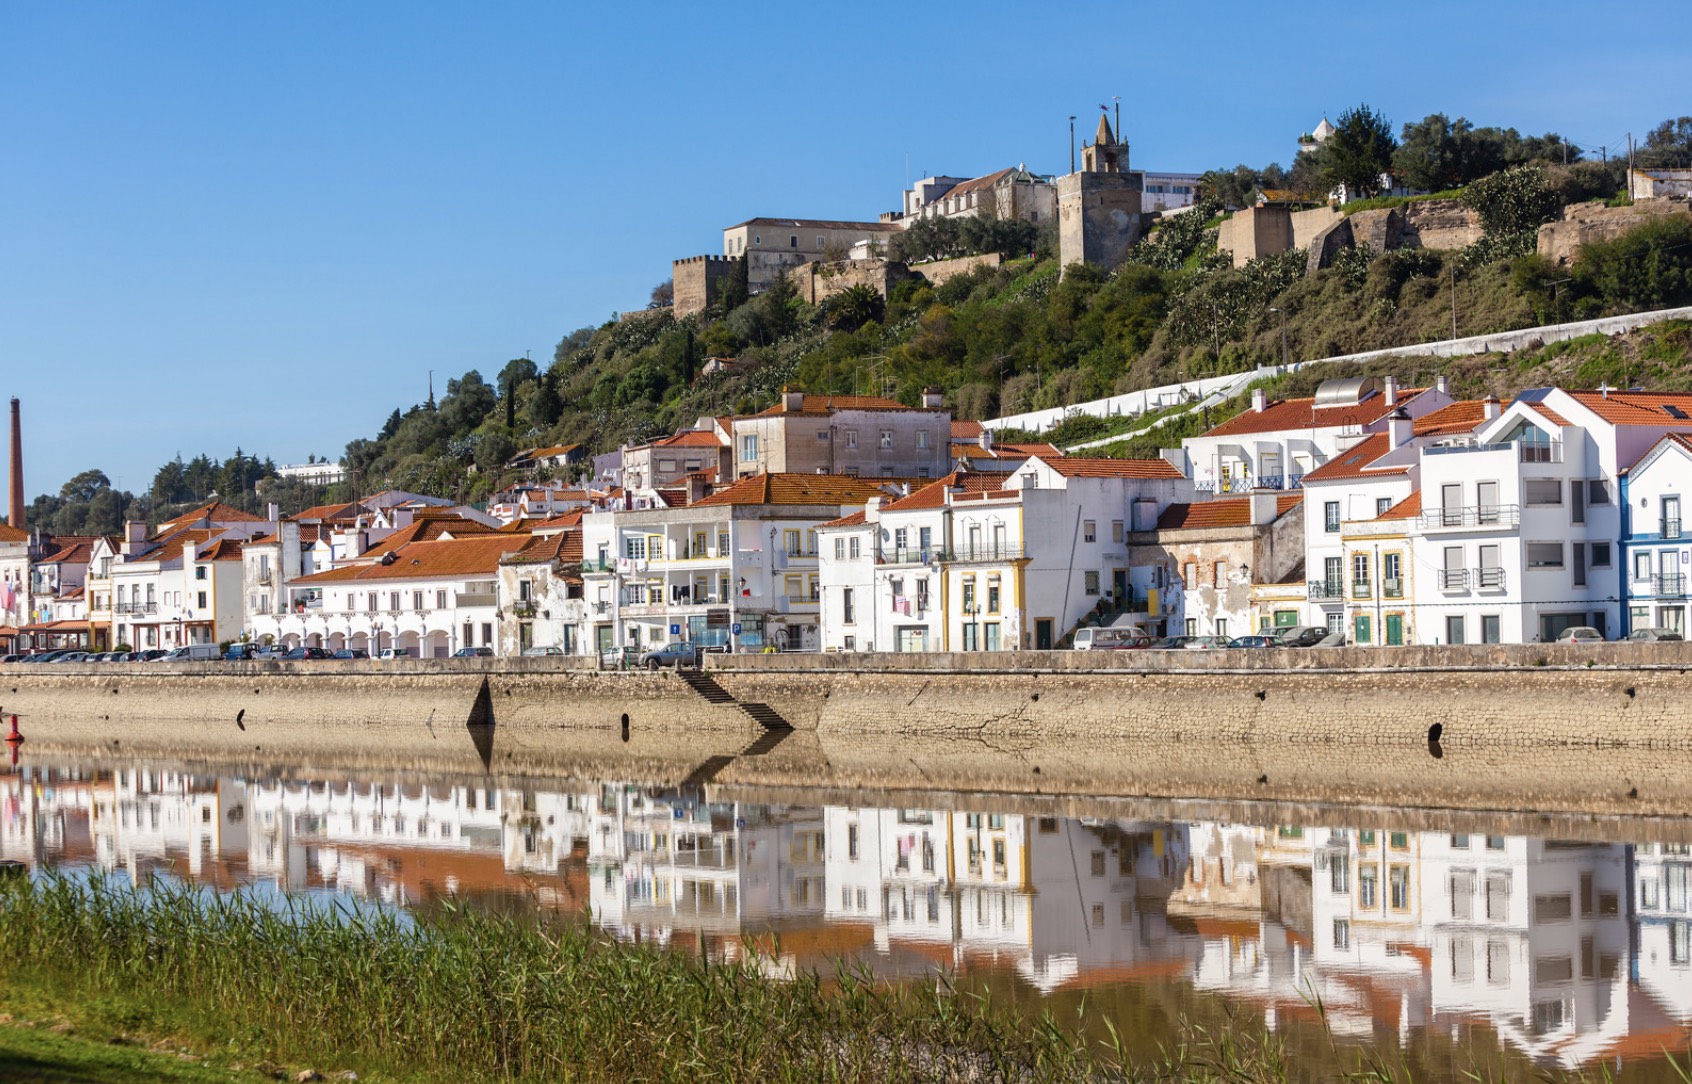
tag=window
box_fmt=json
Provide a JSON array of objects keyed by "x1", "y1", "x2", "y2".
[
  {"x1": 1591, "y1": 542, "x2": 1612, "y2": 568},
  {"x1": 625, "y1": 536, "x2": 646, "y2": 560},
  {"x1": 1084, "y1": 571, "x2": 1100, "y2": 596},
  {"x1": 1325, "y1": 501, "x2": 1341, "y2": 533},
  {"x1": 847, "y1": 824, "x2": 859, "y2": 860},
  {"x1": 1535, "y1": 956, "x2": 1574, "y2": 983},
  {"x1": 1487, "y1": 940, "x2": 1511, "y2": 985},
  {"x1": 1333, "y1": 919, "x2": 1351, "y2": 950},
  {"x1": 1359, "y1": 864, "x2": 1379, "y2": 909},
  {"x1": 844, "y1": 430, "x2": 857, "y2": 449},
  {"x1": 879, "y1": 430, "x2": 893, "y2": 449},
  {"x1": 195, "y1": 566, "x2": 207, "y2": 580},
  {"x1": 848, "y1": 536, "x2": 861, "y2": 559},
  {"x1": 834, "y1": 538, "x2": 845, "y2": 560},
  {"x1": 1636, "y1": 550, "x2": 1653, "y2": 580},
  {"x1": 1573, "y1": 542, "x2": 1587, "y2": 587},
  {"x1": 1184, "y1": 561, "x2": 1197, "y2": 589},
  {"x1": 1112, "y1": 520, "x2": 1124, "y2": 543},
  {"x1": 842, "y1": 588, "x2": 855, "y2": 625},
  {"x1": 1090, "y1": 851, "x2": 1106, "y2": 877},
  {"x1": 1352, "y1": 553, "x2": 1371, "y2": 597},
  {"x1": 789, "y1": 235, "x2": 797, "y2": 248},
  {"x1": 1486, "y1": 872, "x2": 1511, "y2": 919},
  {"x1": 480, "y1": 622, "x2": 492, "y2": 645},
  {"x1": 1389, "y1": 865, "x2": 1411, "y2": 910},
  {"x1": 784, "y1": 574, "x2": 803, "y2": 599},
  {"x1": 987, "y1": 576, "x2": 1001, "y2": 614},
  {"x1": 1215, "y1": 618, "x2": 1228, "y2": 638},
  {"x1": 916, "y1": 430, "x2": 929, "y2": 449},
  {"x1": 1482, "y1": 614, "x2": 1501, "y2": 643},
  {"x1": 784, "y1": 529, "x2": 802, "y2": 555},
  {"x1": 1331, "y1": 852, "x2": 1350, "y2": 894},
  {"x1": 1382, "y1": 552, "x2": 1402, "y2": 597},
  {"x1": 1083, "y1": 520, "x2": 1096, "y2": 543},
  {"x1": 740, "y1": 434, "x2": 758, "y2": 461},
  {"x1": 196, "y1": 591, "x2": 207, "y2": 608},
  {"x1": 1527, "y1": 543, "x2": 1563, "y2": 568},
  {"x1": 1451, "y1": 870, "x2": 1476, "y2": 920},
  {"x1": 1377, "y1": 496, "x2": 1392, "y2": 517},
  {"x1": 1525, "y1": 480, "x2": 1563, "y2": 505},
  {"x1": 1447, "y1": 615, "x2": 1465, "y2": 645}
]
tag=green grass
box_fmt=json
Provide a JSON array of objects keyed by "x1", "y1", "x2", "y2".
[{"x1": 1338, "y1": 189, "x2": 1467, "y2": 216}]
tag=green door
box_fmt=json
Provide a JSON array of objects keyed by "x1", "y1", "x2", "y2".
[
  {"x1": 1385, "y1": 614, "x2": 1404, "y2": 646},
  {"x1": 1353, "y1": 615, "x2": 1372, "y2": 645}
]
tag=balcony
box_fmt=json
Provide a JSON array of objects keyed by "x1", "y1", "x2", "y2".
[
  {"x1": 943, "y1": 543, "x2": 1026, "y2": 563},
  {"x1": 1420, "y1": 505, "x2": 1520, "y2": 531},
  {"x1": 454, "y1": 592, "x2": 498, "y2": 608},
  {"x1": 1306, "y1": 579, "x2": 1344, "y2": 601},
  {"x1": 592, "y1": 601, "x2": 610, "y2": 614},
  {"x1": 1655, "y1": 573, "x2": 1687, "y2": 598},
  {"x1": 1351, "y1": 580, "x2": 1372, "y2": 599},
  {"x1": 114, "y1": 602, "x2": 158, "y2": 615},
  {"x1": 257, "y1": 570, "x2": 273, "y2": 585},
  {"x1": 1425, "y1": 441, "x2": 1563, "y2": 463},
  {"x1": 1475, "y1": 566, "x2": 1506, "y2": 590},
  {"x1": 1663, "y1": 519, "x2": 1683, "y2": 540},
  {"x1": 1437, "y1": 568, "x2": 1470, "y2": 590},
  {"x1": 1382, "y1": 576, "x2": 1403, "y2": 599},
  {"x1": 581, "y1": 558, "x2": 615, "y2": 574},
  {"x1": 1195, "y1": 475, "x2": 1304, "y2": 494},
  {"x1": 877, "y1": 547, "x2": 939, "y2": 566}
]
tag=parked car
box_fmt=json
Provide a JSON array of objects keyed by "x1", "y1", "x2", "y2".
[
  {"x1": 376, "y1": 648, "x2": 412, "y2": 660},
  {"x1": 1227, "y1": 635, "x2": 1279, "y2": 649},
  {"x1": 1101, "y1": 633, "x2": 1155, "y2": 650},
  {"x1": 332, "y1": 648, "x2": 369, "y2": 659},
  {"x1": 453, "y1": 646, "x2": 494, "y2": 658},
  {"x1": 0, "y1": 654, "x2": 22, "y2": 664},
  {"x1": 1314, "y1": 632, "x2": 1348, "y2": 648},
  {"x1": 1073, "y1": 627, "x2": 1145, "y2": 650},
  {"x1": 637, "y1": 642, "x2": 699, "y2": 670},
  {"x1": 520, "y1": 646, "x2": 564, "y2": 656},
  {"x1": 1274, "y1": 625, "x2": 1333, "y2": 648},
  {"x1": 1626, "y1": 627, "x2": 1684, "y2": 642},
  {"x1": 1147, "y1": 636, "x2": 1191, "y2": 649},
  {"x1": 161, "y1": 644, "x2": 221, "y2": 662},
  {"x1": 53, "y1": 652, "x2": 90, "y2": 663},
  {"x1": 281, "y1": 647, "x2": 333, "y2": 661},
  {"x1": 225, "y1": 643, "x2": 262, "y2": 661},
  {"x1": 1181, "y1": 636, "x2": 1233, "y2": 650},
  {"x1": 1555, "y1": 626, "x2": 1605, "y2": 644}
]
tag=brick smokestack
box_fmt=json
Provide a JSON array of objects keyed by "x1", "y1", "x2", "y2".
[{"x1": 7, "y1": 398, "x2": 22, "y2": 530}]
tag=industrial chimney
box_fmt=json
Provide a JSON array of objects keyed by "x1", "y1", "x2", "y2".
[{"x1": 7, "y1": 398, "x2": 22, "y2": 530}]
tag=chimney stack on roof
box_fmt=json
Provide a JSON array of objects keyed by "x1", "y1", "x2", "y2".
[
  {"x1": 921, "y1": 386, "x2": 944, "y2": 409},
  {"x1": 1387, "y1": 407, "x2": 1413, "y2": 449},
  {"x1": 1483, "y1": 395, "x2": 1502, "y2": 421},
  {"x1": 1383, "y1": 376, "x2": 1398, "y2": 406},
  {"x1": 7, "y1": 398, "x2": 22, "y2": 530},
  {"x1": 1248, "y1": 490, "x2": 1278, "y2": 526},
  {"x1": 1251, "y1": 388, "x2": 1267, "y2": 413},
  {"x1": 781, "y1": 386, "x2": 804, "y2": 412},
  {"x1": 1436, "y1": 374, "x2": 1450, "y2": 395}
]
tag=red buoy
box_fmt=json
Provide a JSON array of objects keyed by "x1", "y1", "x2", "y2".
[{"x1": 5, "y1": 714, "x2": 21, "y2": 745}]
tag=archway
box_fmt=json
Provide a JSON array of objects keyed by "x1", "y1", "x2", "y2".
[
  {"x1": 397, "y1": 630, "x2": 422, "y2": 656},
  {"x1": 424, "y1": 630, "x2": 450, "y2": 658}
]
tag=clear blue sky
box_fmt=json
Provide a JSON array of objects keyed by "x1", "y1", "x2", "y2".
[{"x1": 3, "y1": 1, "x2": 1688, "y2": 502}]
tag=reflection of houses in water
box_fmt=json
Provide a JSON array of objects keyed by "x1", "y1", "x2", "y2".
[{"x1": 0, "y1": 768, "x2": 97, "y2": 867}]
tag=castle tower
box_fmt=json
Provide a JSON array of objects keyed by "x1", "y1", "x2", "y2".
[{"x1": 1058, "y1": 110, "x2": 1145, "y2": 274}]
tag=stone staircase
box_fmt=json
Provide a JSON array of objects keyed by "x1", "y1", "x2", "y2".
[{"x1": 677, "y1": 668, "x2": 791, "y2": 729}]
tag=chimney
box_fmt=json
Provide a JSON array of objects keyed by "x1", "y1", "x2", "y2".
[
  {"x1": 1252, "y1": 388, "x2": 1267, "y2": 413},
  {"x1": 1436, "y1": 374, "x2": 1450, "y2": 395},
  {"x1": 1387, "y1": 407, "x2": 1412, "y2": 449},
  {"x1": 266, "y1": 502, "x2": 279, "y2": 523},
  {"x1": 121, "y1": 520, "x2": 147, "y2": 556},
  {"x1": 865, "y1": 496, "x2": 883, "y2": 523},
  {"x1": 781, "y1": 386, "x2": 804, "y2": 412},
  {"x1": 1383, "y1": 376, "x2": 1398, "y2": 406},
  {"x1": 921, "y1": 386, "x2": 944, "y2": 409},
  {"x1": 978, "y1": 429, "x2": 993, "y2": 451},
  {"x1": 1249, "y1": 490, "x2": 1278, "y2": 526},
  {"x1": 7, "y1": 398, "x2": 22, "y2": 530},
  {"x1": 1483, "y1": 395, "x2": 1502, "y2": 421}
]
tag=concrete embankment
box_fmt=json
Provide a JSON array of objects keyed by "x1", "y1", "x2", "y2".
[{"x1": 7, "y1": 642, "x2": 1692, "y2": 816}]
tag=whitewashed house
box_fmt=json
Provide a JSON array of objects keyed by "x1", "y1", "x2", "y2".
[{"x1": 1619, "y1": 433, "x2": 1692, "y2": 636}]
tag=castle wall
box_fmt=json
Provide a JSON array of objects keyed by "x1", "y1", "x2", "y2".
[
  {"x1": 672, "y1": 255, "x2": 741, "y2": 318},
  {"x1": 1057, "y1": 171, "x2": 1144, "y2": 274}
]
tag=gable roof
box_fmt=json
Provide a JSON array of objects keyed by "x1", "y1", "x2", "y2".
[
  {"x1": 1375, "y1": 490, "x2": 1423, "y2": 521},
  {"x1": 1299, "y1": 434, "x2": 1409, "y2": 484},
  {"x1": 291, "y1": 501, "x2": 369, "y2": 522},
  {"x1": 817, "y1": 510, "x2": 869, "y2": 529},
  {"x1": 158, "y1": 500, "x2": 266, "y2": 531},
  {"x1": 1563, "y1": 390, "x2": 1692, "y2": 427},
  {"x1": 1623, "y1": 432, "x2": 1692, "y2": 476},
  {"x1": 691, "y1": 473, "x2": 891, "y2": 508},
  {"x1": 1155, "y1": 492, "x2": 1303, "y2": 530},
  {"x1": 198, "y1": 539, "x2": 244, "y2": 561},
  {"x1": 884, "y1": 471, "x2": 1006, "y2": 513},
  {"x1": 942, "y1": 168, "x2": 1016, "y2": 200},
  {"x1": 1039, "y1": 457, "x2": 1184, "y2": 480},
  {"x1": 298, "y1": 535, "x2": 532, "y2": 584},
  {"x1": 356, "y1": 515, "x2": 498, "y2": 557},
  {"x1": 950, "y1": 420, "x2": 985, "y2": 441},
  {"x1": 728, "y1": 217, "x2": 901, "y2": 233},
  {"x1": 654, "y1": 430, "x2": 728, "y2": 448},
  {"x1": 504, "y1": 528, "x2": 583, "y2": 567},
  {"x1": 1202, "y1": 389, "x2": 1426, "y2": 439},
  {"x1": 1412, "y1": 400, "x2": 1490, "y2": 437},
  {"x1": 0, "y1": 522, "x2": 26, "y2": 543}
]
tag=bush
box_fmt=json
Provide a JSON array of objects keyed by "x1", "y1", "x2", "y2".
[{"x1": 1464, "y1": 166, "x2": 1560, "y2": 238}]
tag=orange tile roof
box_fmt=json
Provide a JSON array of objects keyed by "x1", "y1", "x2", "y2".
[
  {"x1": 1411, "y1": 400, "x2": 1490, "y2": 437},
  {"x1": 997, "y1": 442, "x2": 1062, "y2": 458},
  {"x1": 526, "y1": 444, "x2": 581, "y2": 457},
  {"x1": 655, "y1": 430, "x2": 727, "y2": 448},
  {"x1": 753, "y1": 394, "x2": 916, "y2": 417},
  {"x1": 1203, "y1": 390, "x2": 1426, "y2": 438},
  {"x1": 1300, "y1": 434, "x2": 1410, "y2": 483},
  {"x1": 158, "y1": 500, "x2": 267, "y2": 530},
  {"x1": 884, "y1": 472, "x2": 1006, "y2": 512},
  {"x1": 504, "y1": 529, "x2": 583, "y2": 567},
  {"x1": 950, "y1": 420, "x2": 985, "y2": 440},
  {"x1": 1156, "y1": 492, "x2": 1303, "y2": 530},
  {"x1": 534, "y1": 510, "x2": 586, "y2": 531},
  {"x1": 1564, "y1": 390, "x2": 1692, "y2": 426},
  {"x1": 36, "y1": 539, "x2": 96, "y2": 565},
  {"x1": 292, "y1": 501, "x2": 368, "y2": 522},
  {"x1": 356, "y1": 516, "x2": 497, "y2": 557},
  {"x1": 1374, "y1": 490, "x2": 1422, "y2": 521},
  {"x1": 198, "y1": 539, "x2": 244, "y2": 561},
  {"x1": 0, "y1": 523, "x2": 25, "y2": 543},
  {"x1": 1525, "y1": 401, "x2": 1570, "y2": 427},
  {"x1": 1041, "y1": 457, "x2": 1185, "y2": 479},
  {"x1": 297, "y1": 535, "x2": 531, "y2": 584},
  {"x1": 942, "y1": 167, "x2": 1016, "y2": 200},
  {"x1": 691, "y1": 473, "x2": 891, "y2": 508},
  {"x1": 817, "y1": 510, "x2": 868, "y2": 529}
]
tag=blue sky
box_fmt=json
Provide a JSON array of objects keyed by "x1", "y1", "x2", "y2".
[{"x1": 3, "y1": 0, "x2": 1688, "y2": 501}]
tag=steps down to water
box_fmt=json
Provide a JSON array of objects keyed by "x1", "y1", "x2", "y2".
[{"x1": 677, "y1": 668, "x2": 791, "y2": 729}]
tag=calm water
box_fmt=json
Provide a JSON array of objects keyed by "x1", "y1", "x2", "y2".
[{"x1": 6, "y1": 753, "x2": 1692, "y2": 1079}]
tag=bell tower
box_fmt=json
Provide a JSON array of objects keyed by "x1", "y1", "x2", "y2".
[{"x1": 1058, "y1": 106, "x2": 1145, "y2": 274}]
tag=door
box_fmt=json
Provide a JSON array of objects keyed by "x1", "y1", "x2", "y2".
[
  {"x1": 1477, "y1": 481, "x2": 1500, "y2": 525},
  {"x1": 1385, "y1": 614, "x2": 1404, "y2": 646},
  {"x1": 1113, "y1": 570, "x2": 1128, "y2": 606},
  {"x1": 1035, "y1": 619, "x2": 1054, "y2": 650}
]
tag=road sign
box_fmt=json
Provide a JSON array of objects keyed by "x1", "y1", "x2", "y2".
[
  {"x1": 669, "y1": 623, "x2": 680, "y2": 635},
  {"x1": 731, "y1": 622, "x2": 742, "y2": 635}
]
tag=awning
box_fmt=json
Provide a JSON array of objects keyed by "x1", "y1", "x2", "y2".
[{"x1": 19, "y1": 620, "x2": 92, "y2": 633}]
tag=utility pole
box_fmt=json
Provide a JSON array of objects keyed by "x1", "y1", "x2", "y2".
[
  {"x1": 1068, "y1": 115, "x2": 1076, "y2": 174},
  {"x1": 1113, "y1": 96, "x2": 1120, "y2": 142},
  {"x1": 1449, "y1": 264, "x2": 1458, "y2": 340},
  {"x1": 1628, "y1": 133, "x2": 1635, "y2": 201}
]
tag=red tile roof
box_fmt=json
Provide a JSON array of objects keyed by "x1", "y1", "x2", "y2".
[
  {"x1": 996, "y1": 442, "x2": 1063, "y2": 458},
  {"x1": 1623, "y1": 432, "x2": 1692, "y2": 475},
  {"x1": 655, "y1": 430, "x2": 727, "y2": 448},
  {"x1": 1564, "y1": 390, "x2": 1692, "y2": 427},
  {"x1": 1525, "y1": 401, "x2": 1571, "y2": 427},
  {"x1": 817, "y1": 511, "x2": 869, "y2": 529},
  {"x1": 0, "y1": 523, "x2": 25, "y2": 543},
  {"x1": 941, "y1": 168, "x2": 1016, "y2": 200},
  {"x1": 1040, "y1": 457, "x2": 1184, "y2": 479},
  {"x1": 691, "y1": 473, "x2": 891, "y2": 508},
  {"x1": 1412, "y1": 400, "x2": 1490, "y2": 437},
  {"x1": 1155, "y1": 493, "x2": 1303, "y2": 530},
  {"x1": 950, "y1": 420, "x2": 985, "y2": 440},
  {"x1": 158, "y1": 501, "x2": 267, "y2": 530},
  {"x1": 1203, "y1": 390, "x2": 1426, "y2": 438},
  {"x1": 504, "y1": 529, "x2": 583, "y2": 567},
  {"x1": 356, "y1": 516, "x2": 497, "y2": 557},
  {"x1": 1300, "y1": 434, "x2": 1410, "y2": 483},
  {"x1": 884, "y1": 472, "x2": 1006, "y2": 513},
  {"x1": 298, "y1": 535, "x2": 532, "y2": 583},
  {"x1": 292, "y1": 501, "x2": 369, "y2": 522},
  {"x1": 199, "y1": 539, "x2": 244, "y2": 561},
  {"x1": 1374, "y1": 491, "x2": 1422, "y2": 521}
]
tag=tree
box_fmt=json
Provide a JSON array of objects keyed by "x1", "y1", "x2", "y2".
[
  {"x1": 1642, "y1": 117, "x2": 1692, "y2": 167},
  {"x1": 1464, "y1": 165, "x2": 1561, "y2": 237},
  {"x1": 1319, "y1": 104, "x2": 1398, "y2": 201},
  {"x1": 526, "y1": 371, "x2": 563, "y2": 430},
  {"x1": 649, "y1": 279, "x2": 674, "y2": 309},
  {"x1": 552, "y1": 326, "x2": 595, "y2": 367},
  {"x1": 59, "y1": 469, "x2": 111, "y2": 504},
  {"x1": 825, "y1": 284, "x2": 884, "y2": 332},
  {"x1": 474, "y1": 430, "x2": 515, "y2": 474}
]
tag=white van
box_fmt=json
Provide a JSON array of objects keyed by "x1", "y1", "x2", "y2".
[
  {"x1": 377, "y1": 648, "x2": 413, "y2": 660},
  {"x1": 162, "y1": 643, "x2": 221, "y2": 662},
  {"x1": 1072, "y1": 627, "x2": 1145, "y2": 650}
]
